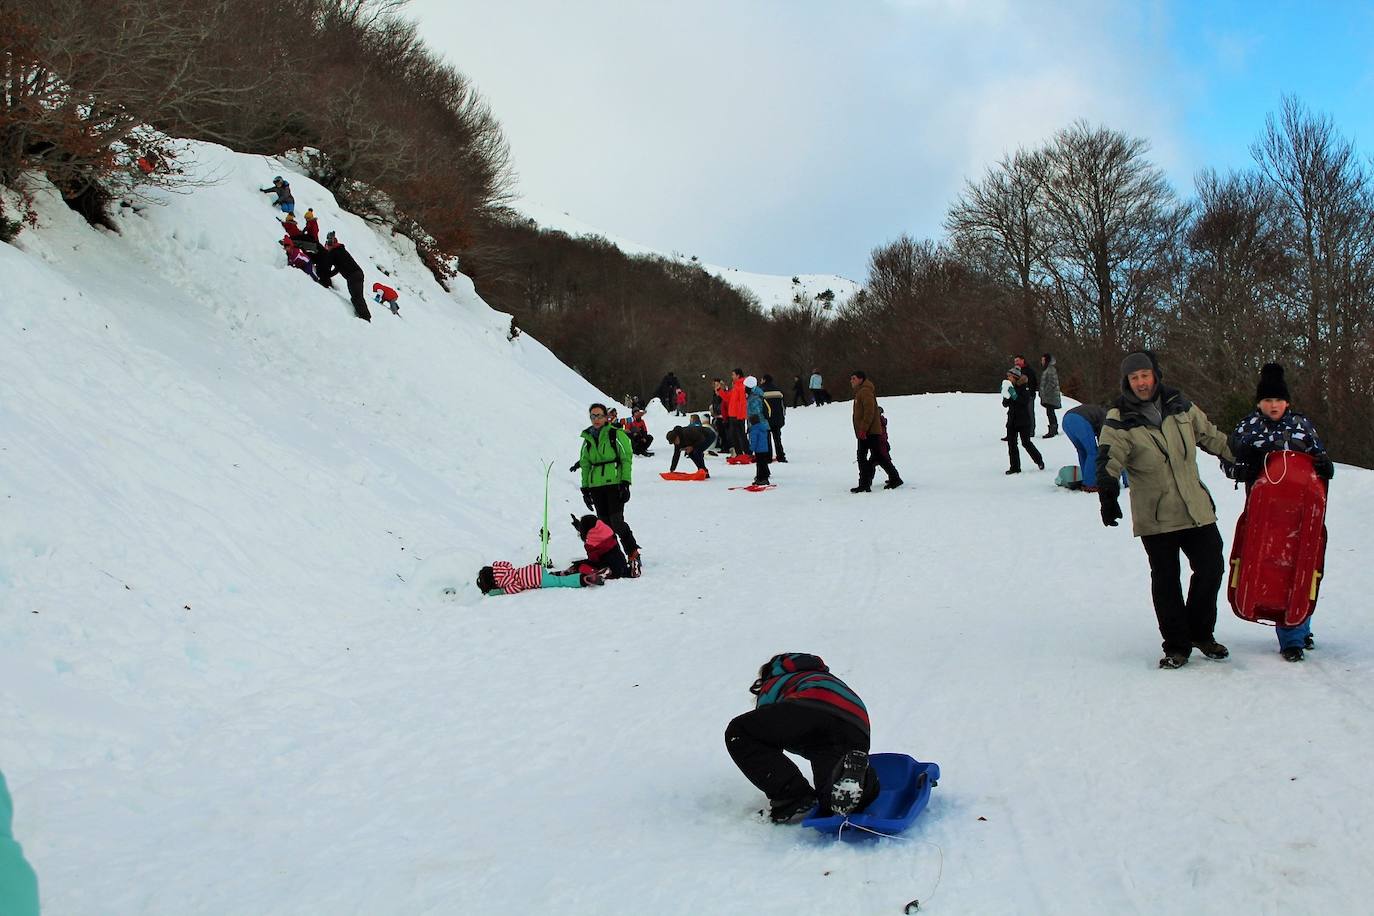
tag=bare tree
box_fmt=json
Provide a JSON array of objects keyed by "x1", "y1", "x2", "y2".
[{"x1": 1038, "y1": 121, "x2": 1189, "y2": 390}]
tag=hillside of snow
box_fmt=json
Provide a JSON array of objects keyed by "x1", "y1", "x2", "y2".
[
  {"x1": 4, "y1": 141, "x2": 1374, "y2": 915},
  {"x1": 517, "y1": 199, "x2": 860, "y2": 314}
]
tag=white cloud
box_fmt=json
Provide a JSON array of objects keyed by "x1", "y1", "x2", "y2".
[{"x1": 408, "y1": 0, "x2": 1194, "y2": 278}]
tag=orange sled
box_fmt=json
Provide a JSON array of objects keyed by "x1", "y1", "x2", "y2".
[
  {"x1": 660, "y1": 469, "x2": 708, "y2": 481},
  {"x1": 1228, "y1": 451, "x2": 1328, "y2": 628}
]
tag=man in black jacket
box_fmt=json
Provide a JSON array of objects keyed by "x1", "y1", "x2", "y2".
[
  {"x1": 666, "y1": 424, "x2": 716, "y2": 475},
  {"x1": 318, "y1": 231, "x2": 372, "y2": 322},
  {"x1": 1004, "y1": 367, "x2": 1044, "y2": 474}
]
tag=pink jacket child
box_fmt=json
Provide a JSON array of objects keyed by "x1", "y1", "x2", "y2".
[
  {"x1": 280, "y1": 239, "x2": 313, "y2": 275},
  {"x1": 477, "y1": 559, "x2": 603, "y2": 596},
  {"x1": 564, "y1": 514, "x2": 632, "y2": 579},
  {"x1": 372, "y1": 282, "x2": 400, "y2": 314}
]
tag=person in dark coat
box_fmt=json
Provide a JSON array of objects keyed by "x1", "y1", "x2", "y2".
[
  {"x1": 666, "y1": 424, "x2": 716, "y2": 474},
  {"x1": 761, "y1": 374, "x2": 788, "y2": 461},
  {"x1": 318, "y1": 231, "x2": 371, "y2": 321},
  {"x1": 1004, "y1": 367, "x2": 1044, "y2": 474},
  {"x1": 1014, "y1": 355, "x2": 1038, "y2": 436},
  {"x1": 792, "y1": 375, "x2": 809, "y2": 407},
  {"x1": 725, "y1": 653, "x2": 880, "y2": 823},
  {"x1": 656, "y1": 372, "x2": 680, "y2": 412}
]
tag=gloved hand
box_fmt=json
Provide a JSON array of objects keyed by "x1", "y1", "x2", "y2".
[
  {"x1": 1100, "y1": 493, "x2": 1122, "y2": 527},
  {"x1": 619, "y1": 482, "x2": 631, "y2": 504},
  {"x1": 581, "y1": 487, "x2": 594, "y2": 510},
  {"x1": 1097, "y1": 476, "x2": 1120, "y2": 500},
  {"x1": 569, "y1": 462, "x2": 580, "y2": 473},
  {"x1": 1228, "y1": 460, "x2": 1259, "y2": 483},
  {"x1": 1313, "y1": 454, "x2": 1335, "y2": 480},
  {"x1": 749, "y1": 415, "x2": 760, "y2": 425}
]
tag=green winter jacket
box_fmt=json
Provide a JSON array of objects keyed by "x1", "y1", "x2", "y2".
[
  {"x1": 1097, "y1": 386, "x2": 1233, "y2": 537},
  {"x1": 579, "y1": 424, "x2": 633, "y2": 488},
  {"x1": 0, "y1": 771, "x2": 40, "y2": 916}
]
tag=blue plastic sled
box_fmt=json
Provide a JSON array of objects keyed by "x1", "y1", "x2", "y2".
[{"x1": 802, "y1": 753, "x2": 939, "y2": 841}]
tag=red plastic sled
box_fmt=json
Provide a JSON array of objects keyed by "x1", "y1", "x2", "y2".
[
  {"x1": 660, "y1": 470, "x2": 708, "y2": 481},
  {"x1": 1228, "y1": 451, "x2": 1328, "y2": 627}
]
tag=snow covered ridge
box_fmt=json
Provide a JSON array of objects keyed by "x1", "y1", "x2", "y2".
[{"x1": 516, "y1": 199, "x2": 861, "y2": 314}]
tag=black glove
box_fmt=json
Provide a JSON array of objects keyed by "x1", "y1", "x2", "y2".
[
  {"x1": 1100, "y1": 493, "x2": 1122, "y2": 527},
  {"x1": 619, "y1": 482, "x2": 631, "y2": 503},
  {"x1": 1229, "y1": 460, "x2": 1259, "y2": 483},
  {"x1": 1097, "y1": 476, "x2": 1120, "y2": 500},
  {"x1": 1313, "y1": 454, "x2": 1335, "y2": 480},
  {"x1": 569, "y1": 462, "x2": 580, "y2": 473},
  {"x1": 581, "y1": 487, "x2": 594, "y2": 510}
]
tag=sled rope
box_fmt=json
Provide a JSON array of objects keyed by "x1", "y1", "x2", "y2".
[
  {"x1": 1263, "y1": 449, "x2": 1291, "y2": 486},
  {"x1": 834, "y1": 819, "x2": 944, "y2": 912}
]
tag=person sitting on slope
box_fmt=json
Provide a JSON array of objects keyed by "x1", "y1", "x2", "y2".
[
  {"x1": 561, "y1": 513, "x2": 630, "y2": 580},
  {"x1": 1225, "y1": 362, "x2": 1334, "y2": 662}
]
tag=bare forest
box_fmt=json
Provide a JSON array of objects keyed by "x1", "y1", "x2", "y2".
[{"x1": 4, "y1": 2, "x2": 1372, "y2": 465}]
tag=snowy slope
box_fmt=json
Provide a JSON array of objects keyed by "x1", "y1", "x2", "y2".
[
  {"x1": 4, "y1": 144, "x2": 1374, "y2": 915},
  {"x1": 517, "y1": 199, "x2": 860, "y2": 314}
]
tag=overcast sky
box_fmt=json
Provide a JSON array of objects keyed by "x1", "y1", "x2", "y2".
[{"x1": 408, "y1": 0, "x2": 1374, "y2": 281}]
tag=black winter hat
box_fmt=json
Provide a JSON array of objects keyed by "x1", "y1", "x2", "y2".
[{"x1": 1255, "y1": 363, "x2": 1290, "y2": 401}]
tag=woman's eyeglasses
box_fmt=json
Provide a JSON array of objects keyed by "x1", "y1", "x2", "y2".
[{"x1": 589, "y1": 412, "x2": 606, "y2": 419}]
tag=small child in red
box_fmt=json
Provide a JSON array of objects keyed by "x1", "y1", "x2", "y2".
[
  {"x1": 303, "y1": 208, "x2": 320, "y2": 241},
  {"x1": 674, "y1": 387, "x2": 688, "y2": 416},
  {"x1": 372, "y1": 282, "x2": 400, "y2": 315}
]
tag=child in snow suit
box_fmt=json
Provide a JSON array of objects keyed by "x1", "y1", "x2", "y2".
[
  {"x1": 1226, "y1": 363, "x2": 1334, "y2": 661},
  {"x1": 745, "y1": 376, "x2": 772, "y2": 485},
  {"x1": 562, "y1": 513, "x2": 631, "y2": 580},
  {"x1": 477, "y1": 560, "x2": 601, "y2": 596},
  {"x1": 372, "y1": 282, "x2": 400, "y2": 314},
  {"x1": 280, "y1": 239, "x2": 314, "y2": 275},
  {"x1": 724, "y1": 653, "x2": 879, "y2": 823},
  {"x1": 260, "y1": 176, "x2": 295, "y2": 213},
  {"x1": 302, "y1": 208, "x2": 320, "y2": 241},
  {"x1": 625, "y1": 409, "x2": 654, "y2": 456},
  {"x1": 674, "y1": 387, "x2": 688, "y2": 416}
]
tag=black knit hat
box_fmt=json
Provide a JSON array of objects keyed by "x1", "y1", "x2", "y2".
[{"x1": 1255, "y1": 363, "x2": 1290, "y2": 401}]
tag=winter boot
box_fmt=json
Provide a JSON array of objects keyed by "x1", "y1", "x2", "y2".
[
  {"x1": 1005, "y1": 468, "x2": 1021, "y2": 475},
  {"x1": 1158, "y1": 653, "x2": 1189, "y2": 669},
  {"x1": 580, "y1": 569, "x2": 606, "y2": 587},
  {"x1": 828, "y1": 749, "x2": 872, "y2": 816},
  {"x1": 767, "y1": 793, "x2": 816, "y2": 824},
  {"x1": 1192, "y1": 640, "x2": 1229, "y2": 660},
  {"x1": 627, "y1": 550, "x2": 642, "y2": 578},
  {"x1": 850, "y1": 484, "x2": 871, "y2": 493},
  {"x1": 1281, "y1": 646, "x2": 1305, "y2": 662},
  {"x1": 883, "y1": 478, "x2": 904, "y2": 490},
  {"x1": 1304, "y1": 634, "x2": 1315, "y2": 650}
]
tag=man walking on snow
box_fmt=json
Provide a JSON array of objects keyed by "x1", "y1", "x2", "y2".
[
  {"x1": 1096, "y1": 352, "x2": 1234, "y2": 669},
  {"x1": 849, "y1": 370, "x2": 902, "y2": 492}
]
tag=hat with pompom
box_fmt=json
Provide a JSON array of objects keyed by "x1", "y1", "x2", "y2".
[{"x1": 1255, "y1": 363, "x2": 1290, "y2": 401}]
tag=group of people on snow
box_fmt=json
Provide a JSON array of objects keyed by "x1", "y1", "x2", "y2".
[{"x1": 261, "y1": 174, "x2": 399, "y2": 323}]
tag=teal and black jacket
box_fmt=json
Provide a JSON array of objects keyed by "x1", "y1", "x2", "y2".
[{"x1": 750, "y1": 653, "x2": 869, "y2": 734}]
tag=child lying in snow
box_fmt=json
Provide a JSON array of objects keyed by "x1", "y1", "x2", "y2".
[{"x1": 477, "y1": 560, "x2": 603, "y2": 596}]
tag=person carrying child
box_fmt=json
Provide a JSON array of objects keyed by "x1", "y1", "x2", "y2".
[
  {"x1": 1226, "y1": 363, "x2": 1335, "y2": 661},
  {"x1": 476, "y1": 559, "x2": 603, "y2": 595},
  {"x1": 665, "y1": 424, "x2": 716, "y2": 476},
  {"x1": 724, "y1": 653, "x2": 879, "y2": 824},
  {"x1": 1003, "y1": 366, "x2": 1045, "y2": 474}
]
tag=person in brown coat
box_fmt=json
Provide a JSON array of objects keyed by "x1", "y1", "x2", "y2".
[{"x1": 849, "y1": 370, "x2": 902, "y2": 492}]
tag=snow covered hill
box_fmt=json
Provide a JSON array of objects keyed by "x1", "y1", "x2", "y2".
[
  {"x1": 516, "y1": 199, "x2": 861, "y2": 314},
  {"x1": 4, "y1": 142, "x2": 1374, "y2": 915}
]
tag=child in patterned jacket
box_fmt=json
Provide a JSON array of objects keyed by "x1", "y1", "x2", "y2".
[
  {"x1": 476, "y1": 559, "x2": 603, "y2": 596},
  {"x1": 1227, "y1": 363, "x2": 1334, "y2": 661}
]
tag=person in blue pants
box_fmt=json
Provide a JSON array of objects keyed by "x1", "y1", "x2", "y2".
[
  {"x1": 1064, "y1": 403, "x2": 1112, "y2": 490},
  {"x1": 1, "y1": 770, "x2": 40, "y2": 916}
]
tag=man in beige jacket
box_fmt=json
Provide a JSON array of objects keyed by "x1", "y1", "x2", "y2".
[{"x1": 1097, "y1": 352, "x2": 1236, "y2": 669}]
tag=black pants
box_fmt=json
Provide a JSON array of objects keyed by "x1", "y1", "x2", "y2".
[
  {"x1": 793, "y1": 390, "x2": 807, "y2": 407},
  {"x1": 857, "y1": 434, "x2": 899, "y2": 486},
  {"x1": 1044, "y1": 406, "x2": 1058, "y2": 435},
  {"x1": 725, "y1": 703, "x2": 869, "y2": 812},
  {"x1": 344, "y1": 271, "x2": 371, "y2": 321},
  {"x1": 728, "y1": 418, "x2": 750, "y2": 455},
  {"x1": 769, "y1": 427, "x2": 786, "y2": 460},
  {"x1": 1141, "y1": 523, "x2": 1225, "y2": 656},
  {"x1": 589, "y1": 485, "x2": 639, "y2": 554},
  {"x1": 753, "y1": 452, "x2": 771, "y2": 483},
  {"x1": 1006, "y1": 429, "x2": 1043, "y2": 471}
]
